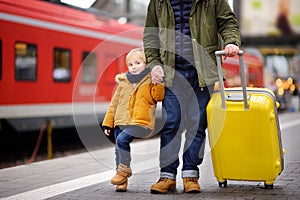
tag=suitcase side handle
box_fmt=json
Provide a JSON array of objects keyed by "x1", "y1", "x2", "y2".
[{"x1": 215, "y1": 50, "x2": 249, "y2": 110}]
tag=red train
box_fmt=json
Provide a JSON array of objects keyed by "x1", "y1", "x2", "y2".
[
  {"x1": 0, "y1": 0, "x2": 143, "y2": 131},
  {"x1": 221, "y1": 52, "x2": 264, "y2": 88},
  {"x1": 0, "y1": 0, "x2": 264, "y2": 132}
]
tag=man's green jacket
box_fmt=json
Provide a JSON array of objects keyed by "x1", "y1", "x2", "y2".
[{"x1": 143, "y1": 0, "x2": 241, "y2": 87}]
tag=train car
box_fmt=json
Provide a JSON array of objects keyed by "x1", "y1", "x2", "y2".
[
  {"x1": 0, "y1": 0, "x2": 143, "y2": 131},
  {"x1": 0, "y1": 0, "x2": 265, "y2": 133}
]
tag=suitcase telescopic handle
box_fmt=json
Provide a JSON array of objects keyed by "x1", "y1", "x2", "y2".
[{"x1": 215, "y1": 50, "x2": 249, "y2": 110}]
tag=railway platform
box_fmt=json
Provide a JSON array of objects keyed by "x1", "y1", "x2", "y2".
[{"x1": 0, "y1": 112, "x2": 300, "y2": 200}]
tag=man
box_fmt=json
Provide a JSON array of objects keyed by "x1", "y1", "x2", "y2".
[{"x1": 143, "y1": 0, "x2": 240, "y2": 194}]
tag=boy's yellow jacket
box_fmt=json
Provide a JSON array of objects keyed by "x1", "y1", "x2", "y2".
[{"x1": 102, "y1": 72, "x2": 165, "y2": 130}]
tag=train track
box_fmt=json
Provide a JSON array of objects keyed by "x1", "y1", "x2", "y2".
[{"x1": 0, "y1": 126, "x2": 87, "y2": 169}]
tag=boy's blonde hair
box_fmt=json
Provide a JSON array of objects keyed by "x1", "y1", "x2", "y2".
[{"x1": 126, "y1": 48, "x2": 146, "y2": 66}]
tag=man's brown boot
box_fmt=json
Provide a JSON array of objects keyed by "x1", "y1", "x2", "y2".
[
  {"x1": 150, "y1": 178, "x2": 176, "y2": 194},
  {"x1": 111, "y1": 163, "x2": 132, "y2": 185},
  {"x1": 116, "y1": 179, "x2": 128, "y2": 192},
  {"x1": 183, "y1": 177, "x2": 201, "y2": 193}
]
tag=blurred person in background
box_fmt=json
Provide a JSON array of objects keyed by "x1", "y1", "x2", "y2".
[
  {"x1": 276, "y1": 0, "x2": 295, "y2": 36},
  {"x1": 290, "y1": 80, "x2": 299, "y2": 112}
]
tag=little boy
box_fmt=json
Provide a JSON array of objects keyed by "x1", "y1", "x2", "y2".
[{"x1": 102, "y1": 48, "x2": 165, "y2": 191}]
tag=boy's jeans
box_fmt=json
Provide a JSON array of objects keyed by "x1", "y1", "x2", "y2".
[{"x1": 114, "y1": 125, "x2": 151, "y2": 167}]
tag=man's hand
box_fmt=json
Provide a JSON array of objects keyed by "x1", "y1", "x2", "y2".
[
  {"x1": 224, "y1": 44, "x2": 239, "y2": 59},
  {"x1": 151, "y1": 65, "x2": 164, "y2": 84}
]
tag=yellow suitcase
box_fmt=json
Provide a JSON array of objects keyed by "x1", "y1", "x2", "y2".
[{"x1": 206, "y1": 50, "x2": 285, "y2": 189}]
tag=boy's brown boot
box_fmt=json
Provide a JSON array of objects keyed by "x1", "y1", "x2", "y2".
[
  {"x1": 183, "y1": 177, "x2": 201, "y2": 193},
  {"x1": 150, "y1": 178, "x2": 176, "y2": 193},
  {"x1": 111, "y1": 163, "x2": 132, "y2": 185},
  {"x1": 116, "y1": 179, "x2": 128, "y2": 192}
]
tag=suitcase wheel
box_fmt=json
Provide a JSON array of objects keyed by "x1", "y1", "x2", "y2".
[
  {"x1": 218, "y1": 180, "x2": 227, "y2": 188},
  {"x1": 264, "y1": 183, "x2": 274, "y2": 189}
]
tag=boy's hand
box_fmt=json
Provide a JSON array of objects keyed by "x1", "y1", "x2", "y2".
[
  {"x1": 102, "y1": 126, "x2": 115, "y2": 144},
  {"x1": 104, "y1": 128, "x2": 111, "y2": 136}
]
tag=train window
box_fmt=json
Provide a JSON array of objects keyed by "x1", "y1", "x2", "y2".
[
  {"x1": 53, "y1": 48, "x2": 71, "y2": 82},
  {"x1": 15, "y1": 42, "x2": 37, "y2": 81},
  {"x1": 82, "y1": 52, "x2": 97, "y2": 83}
]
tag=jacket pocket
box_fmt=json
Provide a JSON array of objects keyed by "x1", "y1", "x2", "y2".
[
  {"x1": 133, "y1": 98, "x2": 151, "y2": 122},
  {"x1": 199, "y1": 45, "x2": 218, "y2": 79}
]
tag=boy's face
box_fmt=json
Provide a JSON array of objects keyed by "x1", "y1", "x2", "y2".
[{"x1": 127, "y1": 56, "x2": 146, "y2": 75}]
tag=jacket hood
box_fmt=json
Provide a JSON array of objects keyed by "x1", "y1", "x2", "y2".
[{"x1": 115, "y1": 73, "x2": 127, "y2": 83}]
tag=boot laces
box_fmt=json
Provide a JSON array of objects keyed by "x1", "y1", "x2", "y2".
[
  {"x1": 185, "y1": 177, "x2": 198, "y2": 183},
  {"x1": 158, "y1": 178, "x2": 171, "y2": 183}
]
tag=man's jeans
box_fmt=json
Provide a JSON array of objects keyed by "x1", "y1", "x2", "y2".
[{"x1": 159, "y1": 70, "x2": 214, "y2": 180}]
